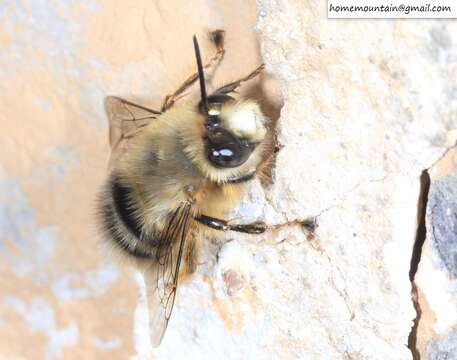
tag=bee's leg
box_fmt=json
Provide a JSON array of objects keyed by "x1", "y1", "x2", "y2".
[
  {"x1": 211, "y1": 64, "x2": 265, "y2": 97},
  {"x1": 161, "y1": 30, "x2": 226, "y2": 112},
  {"x1": 195, "y1": 214, "x2": 266, "y2": 235}
]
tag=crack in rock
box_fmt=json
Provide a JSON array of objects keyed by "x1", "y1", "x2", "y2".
[{"x1": 408, "y1": 170, "x2": 431, "y2": 360}]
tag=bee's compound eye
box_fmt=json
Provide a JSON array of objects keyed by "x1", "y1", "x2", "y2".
[
  {"x1": 209, "y1": 148, "x2": 236, "y2": 166},
  {"x1": 206, "y1": 128, "x2": 255, "y2": 168}
]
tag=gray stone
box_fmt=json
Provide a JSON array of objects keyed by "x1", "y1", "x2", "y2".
[
  {"x1": 427, "y1": 172, "x2": 457, "y2": 278},
  {"x1": 415, "y1": 149, "x2": 457, "y2": 356},
  {"x1": 427, "y1": 326, "x2": 457, "y2": 360}
]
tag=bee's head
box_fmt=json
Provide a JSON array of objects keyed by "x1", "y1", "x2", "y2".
[
  {"x1": 193, "y1": 36, "x2": 266, "y2": 170},
  {"x1": 201, "y1": 96, "x2": 266, "y2": 168}
]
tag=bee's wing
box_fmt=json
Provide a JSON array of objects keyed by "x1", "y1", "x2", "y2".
[
  {"x1": 143, "y1": 202, "x2": 193, "y2": 347},
  {"x1": 104, "y1": 96, "x2": 161, "y2": 154}
]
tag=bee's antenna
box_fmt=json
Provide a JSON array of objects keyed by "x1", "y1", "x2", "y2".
[{"x1": 193, "y1": 35, "x2": 208, "y2": 114}]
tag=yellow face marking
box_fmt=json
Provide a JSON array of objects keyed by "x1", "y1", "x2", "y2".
[
  {"x1": 223, "y1": 102, "x2": 266, "y2": 142},
  {"x1": 208, "y1": 108, "x2": 221, "y2": 116}
]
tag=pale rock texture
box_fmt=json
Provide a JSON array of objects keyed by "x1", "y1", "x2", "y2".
[
  {"x1": 252, "y1": 0, "x2": 457, "y2": 359},
  {"x1": 1, "y1": 0, "x2": 457, "y2": 359}
]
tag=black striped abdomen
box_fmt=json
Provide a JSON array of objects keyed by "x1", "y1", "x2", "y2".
[{"x1": 99, "y1": 176, "x2": 156, "y2": 259}]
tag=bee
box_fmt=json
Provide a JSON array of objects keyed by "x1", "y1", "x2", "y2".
[{"x1": 98, "y1": 30, "x2": 270, "y2": 346}]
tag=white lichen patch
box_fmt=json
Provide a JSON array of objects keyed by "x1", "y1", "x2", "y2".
[
  {"x1": 51, "y1": 265, "x2": 119, "y2": 301},
  {"x1": 3, "y1": 296, "x2": 79, "y2": 359}
]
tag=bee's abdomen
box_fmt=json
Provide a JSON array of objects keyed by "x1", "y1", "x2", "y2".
[
  {"x1": 111, "y1": 179, "x2": 143, "y2": 240},
  {"x1": 98, "y1": 175, "x2": 156, "y2": 259}
]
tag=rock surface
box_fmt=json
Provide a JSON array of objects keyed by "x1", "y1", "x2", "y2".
[
  {"x1": 256, "y1": 1, "x2": 457, "y2": 359},
  {"x1": 415, "y1": 148, "x2": 457, "y2": 359},
  {"x1": 1, "y1": 0, "x2": 456, "y2": 359}
]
